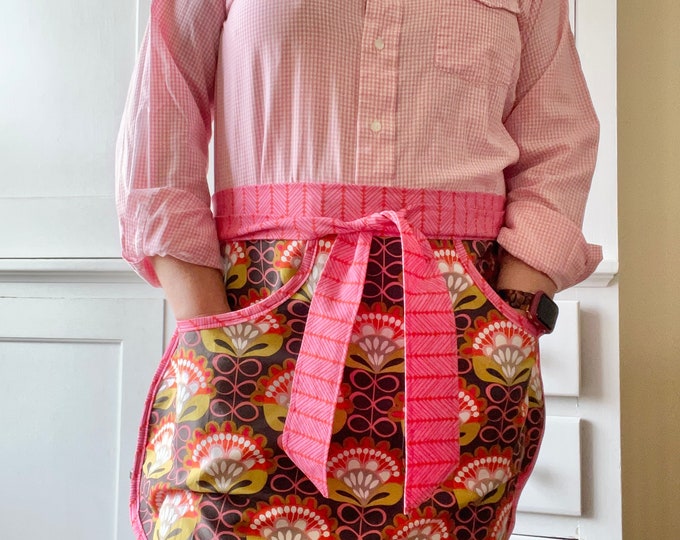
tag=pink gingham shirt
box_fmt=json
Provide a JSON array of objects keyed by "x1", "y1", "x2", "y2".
[{"x1": 115, "y1": 0, "x2": 601, "y2": 291}]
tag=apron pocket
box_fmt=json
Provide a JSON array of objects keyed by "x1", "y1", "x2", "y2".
[
  {"x1": 452, "y1": 238, "x2": 540, "y2": 337},
  {"x1": 176, "y1": 239, "x2": 319, "y2": 332}
]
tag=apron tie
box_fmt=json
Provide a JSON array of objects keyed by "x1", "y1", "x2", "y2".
[{"x1": 279, "y1": 210, "x2": 460, "y2": 512}]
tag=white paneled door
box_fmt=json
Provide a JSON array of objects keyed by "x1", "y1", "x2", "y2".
[{"x1": 0, "y1": 296, "x2": 163, "y2": 540}]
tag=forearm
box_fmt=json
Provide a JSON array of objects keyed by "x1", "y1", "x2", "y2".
[
  {"x1": 151, "y1": 255, "x2": 230, "y2": 320},
  {"x1": 497, "y1": 252, "x2": 557, "y2": 298}
]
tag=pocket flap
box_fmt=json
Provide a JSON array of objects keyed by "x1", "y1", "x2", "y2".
[{"x1": 472, "y1": 0, "x2": 520, "y2": 14}]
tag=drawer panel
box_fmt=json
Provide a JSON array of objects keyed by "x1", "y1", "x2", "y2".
[{"x1": 517, "y1": 415, "x2": 581, "y2": 516}]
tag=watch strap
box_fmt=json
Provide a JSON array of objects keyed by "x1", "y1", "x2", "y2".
[{"x1": 497, "y1": 289, "x2": 535, "y2": 311}]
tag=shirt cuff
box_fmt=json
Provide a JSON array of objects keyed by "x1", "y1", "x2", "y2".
[
  {"x1": 118, "y1": 188, "x2": 223, "y2": 287},
  {"x1": 496, "y1": 200, "x2": 603, "y2": 291}
]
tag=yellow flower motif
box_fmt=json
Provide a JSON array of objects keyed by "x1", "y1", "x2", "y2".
[
  {"x1": 203, "y1": 312, "x2": 287, "y2": 358},
  {"x1": 149, "y1": 487, "x2": 199, "y2": 540},
  {"x1": 184, "y1": 421, "x2": 273, "y2": 495},
  {"x1": 143, "y1": 415, "x2": 175, "y2": 480},
  {"x1": 326, "y1": 438, "x2": 403, "y2": 507},
  {"x1": 469, "y1": 317, "x2": 536, "y2": 385}
]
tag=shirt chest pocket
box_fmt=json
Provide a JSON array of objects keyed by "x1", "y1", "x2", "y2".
[{"x1": 435, "y1": 0, "x2": 521, "y2": 87}]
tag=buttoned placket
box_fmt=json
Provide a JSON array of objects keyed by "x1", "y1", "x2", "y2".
[{"x1": 354, "y1": 0, "x2": 402, "y2": 185}]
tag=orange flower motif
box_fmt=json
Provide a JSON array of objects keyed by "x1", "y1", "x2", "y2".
[
  {"x1": 252, "y1": 360, "x2": 352, "y2": 432},
  {"x1": 144, "y1": 414, "x2": 176, "y2": 479},
  {"x1": 326, "y1": 437, "x2": 403, "y2": 507},
  {"x1": 528, "y1": 363, "x2": 544, "y2": 406},
  {"x1": 458, "y1": 384, "x2": 487, "y2": 446},
  {"x1": 384, "y1": 506, "x2": 454, "y2": 540},
  {"x1": 205, "y1": 311, "x2": 288, "y2": 358},
  {"x1": 252, "y1": 359, "x2": 296, "y2": 408},
  {"x1": 184, "y1": 421, "x2": 273, "y2": 494},
  {"x1": 148, "y1": 485, "x2": 200, "y2": 540},
  {"x1": 472, "y1": 319, "x2": 534, "y2": 379},
  {"x1": 444, "y1": 446, "x2": 514, "y2": 508},
  {"x1": 489, "y1": 500, "x2": 514, "y2": 540},
  {"x1": 223, "y1": 241, "x2": 249, "y2": 290},
  {"x1": 165, "y1": 348, "x2": 216, "y2": 421},
  {"x1": 236, "y1": 494, "x2": 337, "y2": 540},
  {"x1": 238, "y1": 287, "x2": 275, "y2": 310},
  {"x1": 274, "y1": 240, "x2": 305, "y2": 269},
  {"x1": 432, "y1": 246, "x2": 473, "y2": 307},
  {"x1": 349, "y1": 303, "x2": 404, "y2": 373},
  {"x1": 463, "y1": 313, "x2": 537, "y2": 386}
]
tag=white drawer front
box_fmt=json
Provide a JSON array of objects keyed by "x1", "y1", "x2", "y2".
[
  {"x1": 540, "y1": 301, "x2": 581, "y2": 397},
  {"x1": 517, "y1": 415, "x2": 582, "y2": 516}
]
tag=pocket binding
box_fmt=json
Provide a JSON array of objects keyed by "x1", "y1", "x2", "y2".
[{"x1": 453, "y1": 239, "x2": 541, "y2": 337}]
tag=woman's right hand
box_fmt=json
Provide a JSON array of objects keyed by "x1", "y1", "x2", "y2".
[{"x1": 151, "y1": 255, "x2": 230, "y2": 320}]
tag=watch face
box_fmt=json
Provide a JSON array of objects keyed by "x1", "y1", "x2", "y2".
[{"x1": 532, "y1": 293, "x2": 559, "y2": 333}]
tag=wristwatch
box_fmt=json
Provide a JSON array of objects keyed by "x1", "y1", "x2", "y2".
[{"x1": 498, "y1": 289, "x2": 559, "y2": 334}]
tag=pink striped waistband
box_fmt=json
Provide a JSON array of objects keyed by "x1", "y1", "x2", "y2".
[{"x1": 213, "y1": 183, "x2": 505, "y2": 240}]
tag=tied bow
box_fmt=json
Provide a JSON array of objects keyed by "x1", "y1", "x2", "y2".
[{"x1": 278, "y1": 210, "x2": 460, "y2": 512}]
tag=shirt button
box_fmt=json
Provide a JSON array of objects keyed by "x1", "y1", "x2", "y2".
[
  {"x1": 370, "y1": 120, "x2": 382, "y2": 133},
  {"x1": 374, "y1": 37, "x2": 385, "y2": 51}
]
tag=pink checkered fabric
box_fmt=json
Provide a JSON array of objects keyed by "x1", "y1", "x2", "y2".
[{"x1": 115, "y1": 0, "x2": 601, "y2": 291}]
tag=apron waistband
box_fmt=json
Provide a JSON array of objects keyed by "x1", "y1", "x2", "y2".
[{"x1": 213, "y1": 183, "x2": 505, "y2": 241}]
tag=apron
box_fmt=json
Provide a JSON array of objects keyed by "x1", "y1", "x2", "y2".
[{"x1": 130, "y1": 184, "x2": 545, "y2": 540}]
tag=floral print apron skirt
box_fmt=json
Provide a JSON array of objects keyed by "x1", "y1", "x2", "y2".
[{"x1": 130, "y1": 186, "x2": 545, "y2": 540}]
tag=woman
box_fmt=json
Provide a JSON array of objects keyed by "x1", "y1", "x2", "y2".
[{"x1": 116, "y1": 1, "x2": 601, "y2": 538}]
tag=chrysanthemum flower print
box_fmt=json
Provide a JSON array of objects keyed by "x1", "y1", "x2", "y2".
[
  {"x1": 326, "y1": 437, "x2": 403, "y2": 507},
  {"x1": 445, "y1": 447, "x2": 514, "y2": 507},
  {"x1": 433, "y1": 246, "x2": 473, "y2": 308},
  {"x1": 489, "y1": 500, "x2": 514, "y2": 540},
  {"x1": 203, "y1": 311, "x2": 288, "y2": 358},
  {"x1": 236, "y1": 495, "x2": 337, "y2": 540},
  {"x1": 466, "y1": 315, "x2": 537, "y2": 386},
  {"x1": 252, "y1": 359, "x2": 353, "y2": 433},
  {"x1": 165, "y1": 348, "x2": 216, "y2": 422},
  {"x1": 458, "y1": 384, "x2": 487, "y2": 446},
  {"x1": 348, "y1": 303, "x2": 404, "y2": 373},
  {"x1": 143, "y1": 415, "x2": 176, "y2": 479},
  {"x1": 183, "y1": 421, "x2": 273, "y2": 494},
  {"x1": 274, "y1": 240, "x2": 306, "y2": 285},
  {"x1": 385, "y1": 507, "x2": 454, "y2": 540},
  {"x1": 223, "y1": 240, "x2": 249, "y2": 291},
  {"x1": 149, "y1": 487, "x2": 199, "y2": 540}
]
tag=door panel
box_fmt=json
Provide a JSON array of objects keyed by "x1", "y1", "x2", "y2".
[{"x1": 0, "y1": 297, "x2": 164, "y2": 540}]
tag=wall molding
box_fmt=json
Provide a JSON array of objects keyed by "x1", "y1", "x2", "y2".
[
  {"x1": 0, "y1": 257, "x2": 619, "y2": 286},
  {"x1": 0, "y1": 259, "x2": 139, "y2": 283}
]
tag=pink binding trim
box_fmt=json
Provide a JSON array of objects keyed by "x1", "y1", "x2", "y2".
[
  {"x1": 506, "y1": 351, "x2": 546, "y2": 533},
  {"x1": 452, "y1": 239, "x2": 542, "y2": 338},
  {"x1": 130, "y1": 331, "x2": 180, "y2": 539}
]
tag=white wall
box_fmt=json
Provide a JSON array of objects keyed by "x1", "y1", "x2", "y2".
[{"x1": 0, "y1": 1, "x2": 134, "y2": 257}]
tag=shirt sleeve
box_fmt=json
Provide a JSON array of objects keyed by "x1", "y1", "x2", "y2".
[
  {"x1": 497, "y1": 0, "x2": 602, "y2": 291},
  {"x1": 115, "y1": 0, "x2": 227, "y2": 286}
]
